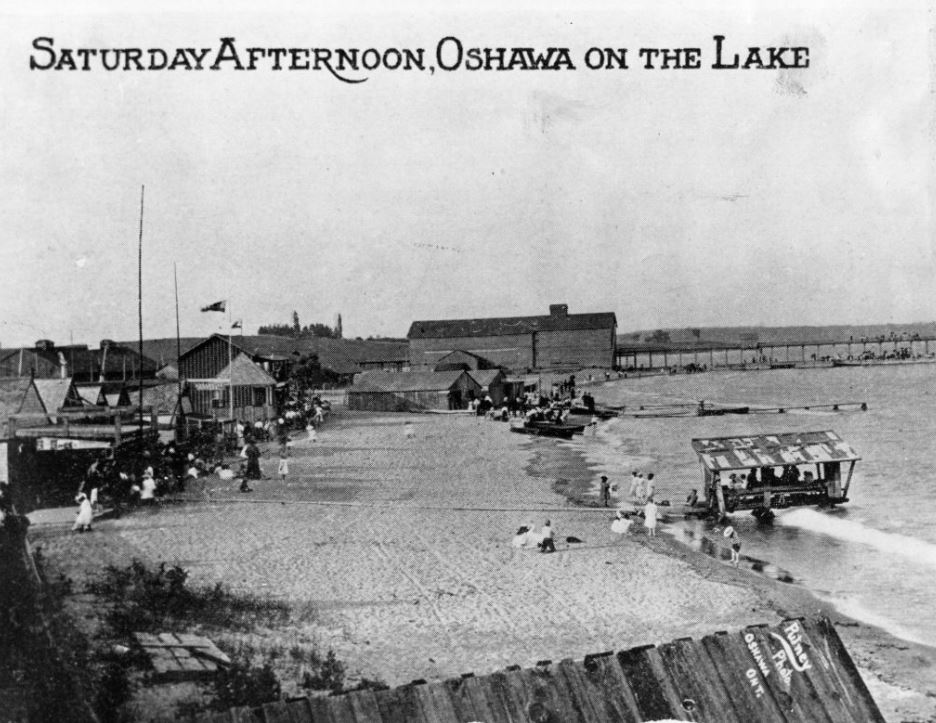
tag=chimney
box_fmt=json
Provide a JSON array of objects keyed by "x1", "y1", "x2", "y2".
[
  {"x1": 549, "y1": 304, "x2": 568, "y2": 318},
  {"x1": 58, "y1": 351, "x2": 68, "y2": 379}
]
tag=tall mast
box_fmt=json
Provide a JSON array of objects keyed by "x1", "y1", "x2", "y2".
[{"x1": 137, "y1": 185, "x2": 145, "y2": 436}]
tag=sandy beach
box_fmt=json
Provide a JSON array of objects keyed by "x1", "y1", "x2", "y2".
[{"x1": 30, "y1": 409, "x2": 936, "y2": 721}]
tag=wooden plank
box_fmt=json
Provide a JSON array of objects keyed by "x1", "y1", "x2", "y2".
[
  {"x1": 147, "y1": 646, "x2": 181, "y2": 679},
  {"x1": 525, "y1": 665, "x2": 582, "y2": 723},
  {"x1": 412, "y1": 681, "x2": 458, "y2": 721},
  {"x1": 771, "y1": 619, "x2": 855, "y2": 723},
  {"x1": 701, "y1": 630, "x2": 788, "y2": 723},
  {"x1": 442, "y1": 676, "x2": 489, "y2": 723},
  {"x1": 498, "y1": 668, "x2": 536, "y2": 721},
  {"x1": 746, "y1": 625, "x2": 834, "y2": 723},
  {"x1": 346, "y1": 689, "x2": 383, "y2": 722},
  {"x1": 158, "y1": 632, "x2": 181, "y2": 645},
  {"x1": 555, "y1": 658, "x2": 617, "y2": 723},
  {"x1": 656, "y1": 638, "x2": 746, "y2": 723},
  {"x1": 133, "y1": 631, "x2": 161, "y2": 646},
  {"x1": 581, "y1": 652, "x2": 642, "y2": 723},
  {"x1": 171, "y1": 646, "x2": 208, "y2": 673},
  {"x1": 261, "y1": 700, "x2": 297, "y2": 723},
  {"x1": 374, "y1": 683, "x2": 422, "y2": 722},
  {"x1": 229, "y1": 706, "x2": 264, "y2": 723},
  {"x1": 615, "y1": 645, "x2": 684, "y2": 720},
  {"x1": 802, "y1": 617, "x2": 887, "y2": 723},
  {"x1": 485, "y1": 671, "x2": 526, "y2": 722},
  {"x1": 305, "y1": 696, "x2": 336, "y2": 723},
  {"x1": 321, "y1": 693, "x2": 357, "y2": 723}
]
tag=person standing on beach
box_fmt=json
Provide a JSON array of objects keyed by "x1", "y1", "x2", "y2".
[
  {"x1": 724, "y1": 526, "x2": 741, "y2": 567},
  {"x1": 277, "y1": 443, "x2": 289, "y2": 482},
  {"x1": 599, "y1": 475, "x2": 611, "y2": 507},
  {"x1": 539, "y1": 520, "x2": 556, "y2": 553},
  {"x1": 645, "y1": 473, "x2": 656, "y2": 502},
  {"x1": 644, "y1": 498, "x2": 658, "y2": 537}
]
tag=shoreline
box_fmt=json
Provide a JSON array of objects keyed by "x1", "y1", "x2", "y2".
[
  {"x1": 523, "y1": 426, "x2": 936, "y2": 722},
  {"x1": 28, "y1": 409, "x2": 936, "y2": 722}
]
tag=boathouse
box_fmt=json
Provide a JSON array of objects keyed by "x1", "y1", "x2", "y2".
[
  {"x1": 408, "y1": 304, "x2": 617, "y2": 372},
  {"x1": 348, "y1": 370, "x2": 481, "y2": 412},
  {"x1": 186, "y1": 354, "x2": 277, "y2": 422}
]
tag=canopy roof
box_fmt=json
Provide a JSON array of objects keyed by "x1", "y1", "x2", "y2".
[{"x1": 692, "y1": 430, "x2": 861, "y2": 471}]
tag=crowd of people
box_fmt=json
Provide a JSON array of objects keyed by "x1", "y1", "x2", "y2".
[{"x1": 67, "y1": 394, "x2": 332, "y2": 527}]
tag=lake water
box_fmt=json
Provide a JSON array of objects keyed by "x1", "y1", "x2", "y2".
[{"x1": 573, "y1": 363, "x2": 936, "y2": 647}]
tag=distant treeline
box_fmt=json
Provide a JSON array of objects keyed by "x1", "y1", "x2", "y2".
[
  {"x1": 620, "y1": 322, "x2": 936, "y2": 347},
  {"x1": 258, "y1": 311, "x2": 342, "y2": 339}
]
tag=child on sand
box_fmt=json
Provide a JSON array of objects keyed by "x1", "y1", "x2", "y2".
[
  {"x1": 278, "y1": 443, "x2": 290, "y2": 481},
  {"x1": 724, "y1": 526, "x2": 741, "y2": 567}
]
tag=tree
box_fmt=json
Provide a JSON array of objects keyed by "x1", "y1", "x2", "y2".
[{"x1": 292, "y1": 311, "x2": 301, "y2": 335}]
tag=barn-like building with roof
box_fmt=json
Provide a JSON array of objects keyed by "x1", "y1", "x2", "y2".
[{"x1": 408, "y1": 304, "x2": 617, "y2": 372}]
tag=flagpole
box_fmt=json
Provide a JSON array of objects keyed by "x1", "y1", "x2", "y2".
[
  {"x1": 137, "y1": 185, "x2": 145, "y2": 437},
  {"x1": 174, "y1": 262, "x2": 183, "y2": 439},
  {"x1": 228, "y1": 302, "x2": 234, "y2": 423}
]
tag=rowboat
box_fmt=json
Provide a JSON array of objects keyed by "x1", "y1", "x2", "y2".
[{"x1": 510, "y1": 420, "x2": 587, "y2": 439}]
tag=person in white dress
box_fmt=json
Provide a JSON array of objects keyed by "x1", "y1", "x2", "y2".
[
  {"x1": 611, "y1": 510, "x2": 632, "y2": 535},
  {"x1": 644, "y1": 498, "x2": 658, "y2": 537},
  {"x1": 73, "y1": 493, "x2": 93, "y2": 532}
]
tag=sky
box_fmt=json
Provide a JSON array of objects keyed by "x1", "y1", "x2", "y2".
[{"x1": 0, "y1": 0, "x2": 932, "y2": 347}]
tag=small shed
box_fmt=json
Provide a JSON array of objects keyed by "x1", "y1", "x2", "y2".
[
  {"x1": 467, "y1": 369, "x2": 507, "y2": 406},
  {"x1": 348, "y1": 370, "x2": 481, "y2": 412}
]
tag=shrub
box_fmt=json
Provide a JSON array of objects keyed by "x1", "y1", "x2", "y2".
[{"x1": 213, "y1": 660, "x2": 281, "y2": 709}]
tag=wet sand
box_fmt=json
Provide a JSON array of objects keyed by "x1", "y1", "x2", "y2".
[{"x1": 32, "y1": 410, "x2": 936, "y2": 721}]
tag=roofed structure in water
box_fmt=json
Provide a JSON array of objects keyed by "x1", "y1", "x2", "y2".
[
  {"x1": 692, "y1": 431, "x2": 861, "y2": 471},
  {"x1": 197, "y1": 617, "x2": 884, "y2": 723}
]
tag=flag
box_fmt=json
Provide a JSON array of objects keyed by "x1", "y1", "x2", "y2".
[
  {"x1": 201, "y1": 300, "x2": 226, "y2": 313},
  {"x1": 231, "y1": 319, "x2": 242, "y2": 329}
]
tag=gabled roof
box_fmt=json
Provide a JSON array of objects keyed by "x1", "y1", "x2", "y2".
[
  {"x1": 204, "y1": 617, "x2": 883, "y2": 723},
  {"x1": 408, "y1": 311, "x2": 617, "y2": 340},
  {"x1": 692, "y1": 430, "x2": 861, "y2": 471},
  {"x1": 352, "y1": 370, "x2": 469, "y2": 393},
  {"x1": 0, "y1": 377, "x2": 43, "y2": 436},
  {"x1": 467, "y1": 369, "x2": 505, "y2": 387},
  {"x1": 193, "y1": 334, "x2": 363, "y2": 376},
  {"x1": 126, "y1": 382, "x2": 189, "y2": 413},
  {"x1": 115, "y1": 338, "x2": 204, "y2": 368},
  {"x1": 75, "y1": 383, "x2": 104, "y2": 406},
  {"x1": 33, "y1": 377, "x2": 81, "y2": 413}
]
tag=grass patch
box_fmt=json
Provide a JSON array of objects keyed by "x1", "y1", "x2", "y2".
[{"x1": 86, "y1": 558, "x2": 300, "y2": 635}]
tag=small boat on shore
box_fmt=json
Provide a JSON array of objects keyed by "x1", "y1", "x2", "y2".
[
  {"x1": 696, "y1": 405, "x2": 750, "y2": 417},
  {"x1": 567, "y1": 406, "x2": 618, "y2": 419},
  {"x1": 510, "y1": 420, "x2": 587, "y2": 439}
]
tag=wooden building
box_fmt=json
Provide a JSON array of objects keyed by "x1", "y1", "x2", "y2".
[
  {"x1": 186, "y1": 354, "x2": 276, "y2": 422},
  {"x1": 179, "y1": 334, "x2": 363, "y2": 388},
  {"x1": 348, "y1": 370, "x2": 481, "y2": 412},
  {"x1": 408, "y1": 304, "x2": 617, "y2": 372},
  {"x1": 0, "y1": 339, "x2": 158, "y2": 383}
]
